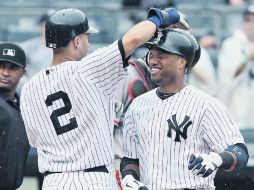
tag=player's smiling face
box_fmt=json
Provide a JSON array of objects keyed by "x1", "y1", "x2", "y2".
[
  {"x1": 0, "y1": 62, "x2": 25, "y2": 91},
  {"x1": 148, "y1": 49, "x2": 185, "y2": 86}
]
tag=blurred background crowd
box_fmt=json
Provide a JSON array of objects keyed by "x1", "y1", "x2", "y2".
[{"x1": 1, "y1": 0, "x2": 253, "y2": 189}]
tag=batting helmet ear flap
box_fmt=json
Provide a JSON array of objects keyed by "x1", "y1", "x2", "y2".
[
  {"x1": 192, "y1": 44, "x2": 201, "y2": 67},
  {"x1": 184, "y1": 31, "x2": 201, "y2": 69},
  {"x1": 171, "y1": 29, "x2": 200, "y2": 74}
]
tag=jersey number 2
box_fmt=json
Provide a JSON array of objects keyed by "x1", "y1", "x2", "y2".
[{"x1": 45, "y1": 91, "x2": 78, "y2": 135}]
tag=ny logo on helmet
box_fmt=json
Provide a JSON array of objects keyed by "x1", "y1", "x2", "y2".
[
  {"x1": 154, "y1": 31, "x2": 163, "y2": 43},
  {"x1": 167, "y1": 114, "x2": 192, "y2": 142}
]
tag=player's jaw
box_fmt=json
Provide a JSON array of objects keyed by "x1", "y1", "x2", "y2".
[
  {"x1": 150, "y1": 64, "x2": 171, "y2": 86},
  {"x1": 151, "y1": 63, "x2": 183, "y2": 88}
]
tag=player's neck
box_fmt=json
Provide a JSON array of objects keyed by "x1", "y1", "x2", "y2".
[
  {"x1": 158, "y1": 82, "x2": 187, "y2": 94},
  {"x1": 52, "y1": 55, "x2": 76, "y2": 66}
]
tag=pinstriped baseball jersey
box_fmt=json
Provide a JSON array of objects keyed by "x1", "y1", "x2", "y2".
[
  {"x1": 123, "y1": 85, "x2": 244, "y2": 190},
  {"x1": 20, "y1": 41, "x2": 125, "y2": 173}
]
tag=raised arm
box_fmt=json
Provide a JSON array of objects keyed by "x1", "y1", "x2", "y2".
[
  {"x1": 122, "y1": 7, "x2": 189, "y2": 58},
  {"x1": 122, "y1": 20, "x2": 156, "y2": 58}
]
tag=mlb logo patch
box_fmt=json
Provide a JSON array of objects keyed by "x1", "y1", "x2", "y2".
[{"x1": 3, "y1": 48, "x2": 16, "y2": 56}]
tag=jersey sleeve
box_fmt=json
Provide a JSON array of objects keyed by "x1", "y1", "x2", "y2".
[
  {"x1": 77, "y1": 40, "x2": 126, "y2": 99},
  {"x1": 122, "y1": 104, "x2": 139, "y2": 159},
  {"x1": 201, "y1": 97, "x2": 245, "y2": 153}
]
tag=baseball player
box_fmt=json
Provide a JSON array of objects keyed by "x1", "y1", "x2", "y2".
[
  {"x1": 120, "y1": 29, "x2": 249, "y2": 190},
  {"x1": 20, "y1": 7, "x2": 189, "y2": 190}
]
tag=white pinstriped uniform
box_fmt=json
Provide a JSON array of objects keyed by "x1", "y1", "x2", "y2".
[
  {"x1": 123, "y1": 85, "x2": 245, "y2": 190},
  {"x1": 20, "y1": 41, "x2": 125, "y2": 189}
]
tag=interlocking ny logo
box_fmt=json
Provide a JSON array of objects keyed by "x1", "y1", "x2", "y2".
[
  {"x1": 167, "y1": 114, "x2": 192, "y2": 142},
  {"x1": 154, "y1": 31, "x2": 163, "y2": 43}
]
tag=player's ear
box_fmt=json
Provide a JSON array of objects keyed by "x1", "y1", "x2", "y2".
[
  {"x1": 178, "y1": 57, "x2": 187, "y2": 70},
  {"x1": 72, "y1": 36, "x2": 79, "y2": 49}
]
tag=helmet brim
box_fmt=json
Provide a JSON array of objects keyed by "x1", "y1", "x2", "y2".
[
  {"x1": 143, "y1": 42, "x2": 154, "y2": 49},
  {"x1": 86, "y1": 26, "x2": 98, "y2": 34},
  {"x1": 143, "y1": 42, "x2": 185, "y2": 58}
]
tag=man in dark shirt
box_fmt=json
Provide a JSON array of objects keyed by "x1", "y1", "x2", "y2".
[{"x1": 0, "y1": 43, "x2": 30, "y2": 190}]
